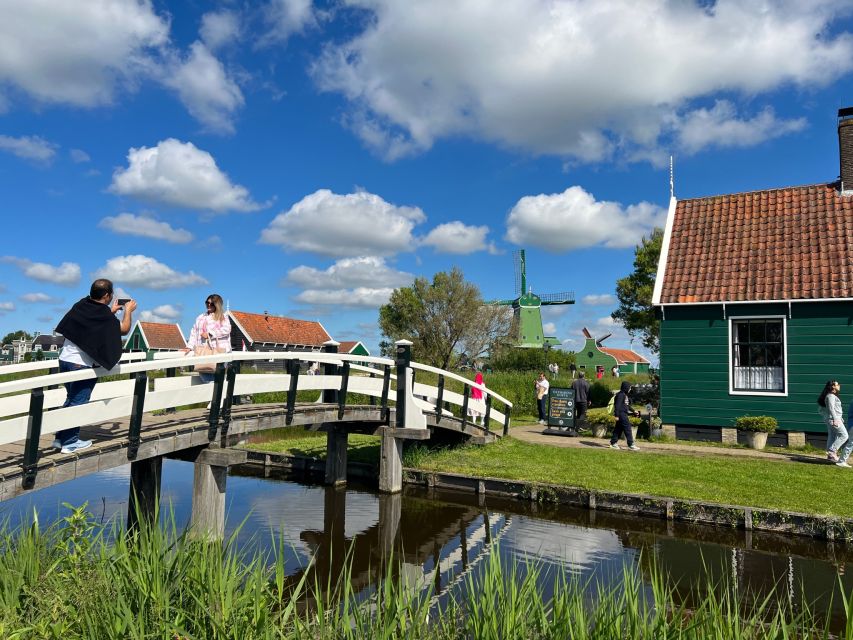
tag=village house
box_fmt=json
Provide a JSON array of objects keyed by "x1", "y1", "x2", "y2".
[
  {"x1": 124, "y1": 321, "x2": 187, "y2": 357},
  {"x1": 573, "y1": 328, "x2": 650, "y2": 377},
  {"x1": 652, "y1": 107, "x2": 853, "y2": 446}
]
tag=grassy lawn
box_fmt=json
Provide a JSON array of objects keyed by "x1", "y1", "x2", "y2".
[
  {"x1": 244, "y1": 428, "x2": 380, "y2": 465},
  {"x1": 244, "y1": 428, "x2": 853, "y2": 517}
]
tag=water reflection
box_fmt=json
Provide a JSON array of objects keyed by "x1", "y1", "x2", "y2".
[{"x1": 0, "y1": 460, "x2": 851, "y2": 630}]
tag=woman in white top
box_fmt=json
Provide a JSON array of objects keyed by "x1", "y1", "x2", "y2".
[
  {"x1": 818, "y1": 380, "x2": 845, "y2": 462},
  {"x1": 186, "y1": 294, "x2": 232, "y2": 383}
]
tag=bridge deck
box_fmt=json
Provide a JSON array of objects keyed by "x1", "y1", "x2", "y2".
[{"x1": 0, "y1": 402, "x2": 497, "y2": 503}]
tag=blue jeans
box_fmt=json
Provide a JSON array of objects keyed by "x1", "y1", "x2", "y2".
[
  {"x1": 839, "y1": 425, "x2": 853, "y2": 463},
  {"x1": 198, "y1": 372, "x2": 215, "y2": 384},
  {"x1": 827, "y1": 421, "x2": 848, "y2": 453},
  {"x1": 56, "y1": 360, "x2": 96, "y2": 446}
]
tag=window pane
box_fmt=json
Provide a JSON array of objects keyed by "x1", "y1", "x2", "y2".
[
  {"x1": 750, "y1": 321, "x2": 765, "y2": 343},
  {"x1": 736, "y1": 322, "x2": 749, "y2": 343},
  {"x1": 766, "y1": 321, "x2": 782, "y2": 343},
  {"x1": 767, "y1": 344, "x2": 783, "y2": 366},
  {"x1": 750, "y1": 345, "x2": 764, "y2": 367}
]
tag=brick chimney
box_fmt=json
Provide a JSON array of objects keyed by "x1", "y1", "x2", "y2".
[{"x1": 839, "y1": 107, "x2": 853, "y2": 193}]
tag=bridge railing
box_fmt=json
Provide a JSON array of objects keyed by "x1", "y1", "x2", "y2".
[{"x1": 0, "y1": 343, "x2": 511, "y2": 487}]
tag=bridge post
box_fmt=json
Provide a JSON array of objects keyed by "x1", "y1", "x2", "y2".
[
  {"x1": 127, "y1": 456, "x2": 162, "y2": 534},
  {"x1": 379, "y1": 340, "x2": 413, "y2": 494},
  {"x1": 378, "y1": 492, "x2": 402, "y2": 558},
  {"x1": 189, "y1": 448, "x2": 247, "y2": 540},
  {"x1": 322, "y1": 341, "x2": 348, "y2": 486}
]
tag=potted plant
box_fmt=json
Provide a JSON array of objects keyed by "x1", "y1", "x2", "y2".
[
  {"x1": 586, "y1": 412, "x2": 615, "y2": 438},
  {"x1": 649, "y1": 416, "x2": 663, "y2": 438},
  {"x1": 735, "y1": 415, "x2": 777, "y2": 450}
]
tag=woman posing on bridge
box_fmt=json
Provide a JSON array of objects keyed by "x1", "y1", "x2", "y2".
[{"x1": 186, "y1": 294, "x2": 232, "y2": 384}]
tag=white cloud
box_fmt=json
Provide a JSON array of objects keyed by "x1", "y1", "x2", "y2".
[
  {"x1": 543, "y1": 322, "x2": 557, "y2": 335},
  {"x1": 0, "y1": 301, "x2": 15, "y2": 314},
  {"x1": 19, "y1": 292, "x2": 59, "y2": 303},
  {"x1": 294, "y1": 287, "x2": 395, "y2": 308},
  {"x1": 69, "y1": 148, "x2": 90, "y2": 163},
  {"x1": 286, "y1": 256, "x2": 413, "y2": 289},
  {"x1": 597, "y1": 316, "x2": 618, "y2": 328},
  {"x1": 675, "y1": 100, "x2": 807, "y2": 155},
  {"x1": 0, "y1": 134, "x2": 57, "y2": 163},
  {"x1": 200, "y1": 10, "x2": 241, "y2": 50},
  {"x1": 1, "y1": 257, "x2": 81, "y2": 286},
  {"x1": 99, "y1": 213, "x2": 194, "y2": 243},
  {"x1": 505, "y1": 186, "x2": 666, "y2": 252},
  {"x1": 0, "y1": 0, "x2": 169, "y2": 108},
  {"x1": 421, "y1": 222, "x2": 495, "y2": 254},
  {"x1": 262, "y1": 0, "x2": 315, "y2": 43},
  {"x1": 139, "y1": 303, "x2": 182, "y2": 323},
  {"x1": 110, "y1": 139, "x2": 262, "y2": 213},
  {"x1": 582, "y1": 294, "x2": 616, "y2": 306},
  {"x1": 163, "y1": 42, "x2": 244, "y2": 134},
  {"x1": 311, "y1": 0, "x2": 853, "y2": 162},
  {"x1": 94, "y1": 255, "x2": 208, "y2": 290},
  {"x1": 260, "y1": 189, "x2": 425, "y2": 257}
]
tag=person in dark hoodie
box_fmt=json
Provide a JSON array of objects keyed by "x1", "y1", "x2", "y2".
[
  {"x1": 53, "y1": 279, "x2": 136, "y2": 453},
  {"x1": 609, "y1": 380, "x2": 641, "y2": 451}
]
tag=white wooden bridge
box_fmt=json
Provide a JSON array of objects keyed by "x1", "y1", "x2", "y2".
[{"x1": 0, "y1": 340, "x2": 511, "y2": 537}]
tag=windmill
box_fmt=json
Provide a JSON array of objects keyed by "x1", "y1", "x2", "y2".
[{"x1": 489, "y1": 249, "x2": 574, "y2": 348}]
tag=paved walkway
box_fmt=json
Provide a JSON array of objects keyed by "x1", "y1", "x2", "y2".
[{"x1": 511, "y1": 423, "x2": 830, "y2": 464}]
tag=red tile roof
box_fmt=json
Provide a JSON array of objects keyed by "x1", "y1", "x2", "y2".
[
  {"x1": 658, "y1": 183, "x2": 853, "y2": 303},
  {"x1": 140, "y1": 322, "x2": 186, "y2": 350},
  {"x1": 600, "y1": 347, "x2": 649, "y2": 364},
  {"x1": 338, "y1": 341, "x2": 358, "y2": 353},
  {"x1": 229, "y1": 310, "x2": 331, "y2": 346}
]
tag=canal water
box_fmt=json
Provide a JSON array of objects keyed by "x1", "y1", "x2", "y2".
[{"x1": 2, "y1": 459, "x2": 852, "y2": 628}]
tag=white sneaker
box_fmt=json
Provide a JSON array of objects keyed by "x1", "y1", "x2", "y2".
[
  {"x1": 837, "y1": 461, "x2": 852, "y2": 468},
  {"x1": 51, "y1": 439, "x2": 61, "y2": 450},
  {"x1": 628, "y1": 444, "x2": 641, "y2": 451},
  {"x1": 609, "y1": 443, "x2": 620, "y2": 450},
  {"x1": 61, "y1": 439, "x2": 92, "y2": 454}
]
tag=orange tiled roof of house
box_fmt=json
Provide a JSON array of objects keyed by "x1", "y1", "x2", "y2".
[
  {"x1": 338, "y1": 341, "x2": 358, "y2": 353},
  {"x1": 600, "y1": 347, "x2": 649, "y2": 364},
  {"x1": 658, "y1": 183, "x2": 853, "y2": 304},
  {"x1": 229, "y1": 310, "x2": 331, "y2": 346},
  {"x1": 140, "y1": 322, "x2": 186, "y2": 349}
]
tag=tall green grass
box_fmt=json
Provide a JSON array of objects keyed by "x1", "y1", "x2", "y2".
[{"x1": 0, "y1": 503, "x2": 848, "y2": 638}]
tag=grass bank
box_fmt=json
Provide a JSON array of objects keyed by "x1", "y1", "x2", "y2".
[
  {"x1": 244, "y1": 428, "x2": 853, "y2": 517},
  {"x1": 1, "y1": 504, "x2": 850, "y2": 638}
]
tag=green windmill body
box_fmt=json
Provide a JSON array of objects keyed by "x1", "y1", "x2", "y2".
[{"x1": 490, "y1": 250, "x2": 575, "y2": 348}]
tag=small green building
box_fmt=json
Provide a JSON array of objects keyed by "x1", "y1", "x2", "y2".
[
  {"x1": 124, "y1": 321, "x2": 187, "y2": 358},
  {"x1": 653, "y1": 108, "x2": 853, "y2": 439},
  {"x1": 573, "y1": 328, "x2": 650, "y2": 376}
]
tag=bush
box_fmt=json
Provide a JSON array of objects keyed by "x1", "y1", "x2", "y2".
[
  {"x1": 586, "y1": 412, "x2": 616, "y2": 429},
  {"x1": 589, "y1": 382, "x2": 612, "y2": 408},
  {"x1": 489, "y1": 347, "x2": 575, "y2": 373},
  {"x1": 735, "y1": 415, "x2": 777, "y2": 434}
]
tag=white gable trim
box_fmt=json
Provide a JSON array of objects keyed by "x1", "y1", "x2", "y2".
[{"x1": 651, "y1": 196, "x2": 677, "y2": 306}]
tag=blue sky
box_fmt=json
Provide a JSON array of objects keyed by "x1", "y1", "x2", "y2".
[{"x1": 1, "y1": 1, "x2": 852, "y2": 361}]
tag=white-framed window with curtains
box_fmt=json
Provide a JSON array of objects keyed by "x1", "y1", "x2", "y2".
[{"x1": 728, "y1": 315, "x2": 787, "y2": 396}]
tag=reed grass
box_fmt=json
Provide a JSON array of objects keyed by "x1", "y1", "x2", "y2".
[{"x1": 0, "y1": 503, "x2": 848, "y2": 638}]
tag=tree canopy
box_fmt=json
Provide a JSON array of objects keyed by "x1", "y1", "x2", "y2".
[
  {"x1": 378, "y1": 268, "x2": 512, "y2": 369},
  {"x1": 612, "y1": 228, "x2": 663, "y2": 354}
]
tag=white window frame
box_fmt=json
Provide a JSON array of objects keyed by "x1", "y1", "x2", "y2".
[{"x1": 728, "y1": 314, "x2": 788, "y2": 397}]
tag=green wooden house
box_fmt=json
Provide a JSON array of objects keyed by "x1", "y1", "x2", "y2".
[
  {"x1": 652, "y1": 108, "x2": 853, "y2": 441},
  {"x1": 124, "y1": 321, "x2": 187, "y2": 357},
  {"x1": 573, "y1": 328, "x2": 650, "y2": 376},
  {"x1": 338, "y1": 340, "x2": 370, "y2": 357}
]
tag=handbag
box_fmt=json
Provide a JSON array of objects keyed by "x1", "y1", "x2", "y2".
[{"x1": 193, "y1": 317, "x2": 227, "y2": 372}]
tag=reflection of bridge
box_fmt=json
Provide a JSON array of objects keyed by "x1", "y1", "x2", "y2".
[
  {"x1": 0, "y1": 340, "x2": 511, "y2": 538},
  {"x1": 266, "y1": 482, "x2": 511, "y2": 604}
]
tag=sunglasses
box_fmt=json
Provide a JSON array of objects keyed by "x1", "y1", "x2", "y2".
[{"x1": 205, "y1": 301, "x2": 214, "y2": 306}]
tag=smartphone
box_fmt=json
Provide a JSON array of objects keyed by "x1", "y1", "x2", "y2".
[{"x1": 117, "y1": 298, "x2": 131, "y2": 306}]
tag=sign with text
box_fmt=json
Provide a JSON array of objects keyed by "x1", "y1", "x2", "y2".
[{"x1": 547, "y1": 387, "x2": 575, "y2": 429}]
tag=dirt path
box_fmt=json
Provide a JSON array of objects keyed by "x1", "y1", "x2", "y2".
[{"x1": 510, "y1": 422, "x2": 829, "y2": 464}]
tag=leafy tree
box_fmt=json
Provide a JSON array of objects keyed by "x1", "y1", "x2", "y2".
[
  {"x1": 379, "y1": 268, "x2": 512, "y2": 369},
  {"x1": 2, "y1": 330, "x2": 32, "y2": 345},
  {"x1": 612, "y1": 228, "x2": 663, "y2": 354}
]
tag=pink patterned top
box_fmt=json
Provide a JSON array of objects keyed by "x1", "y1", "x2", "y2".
[{"x1": 187, "y1": 313, "x2": 232, "y2": 352}]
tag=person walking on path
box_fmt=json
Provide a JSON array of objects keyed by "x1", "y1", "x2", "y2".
[
  {"x1": 571, "y1": 371, "x2": 590, "y2": 432},
  {"x1": 609, "y1": 380, "x2": 641, "y2": 451},
  {"x1": 54, "y1": 278, "x2": 136, "y2": 454},
  {"x1": 570, "y1": 362, "x2": 577, "y2": 379},
  {"x1": 818, "y1": 380, "x2": 846, "y2": 462},
  {"x1": 186, "y1": 294, "x2": 232, "y2": 384},
  {"x1": 834, "y1": 395, "x2": 853, "y2": 468},
  {"x1": 468, "y1": 372, "x2": 485, "y2": 426},
  {"x1": 535, "y1": 372, "x2": 550, "y2": 425}
]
